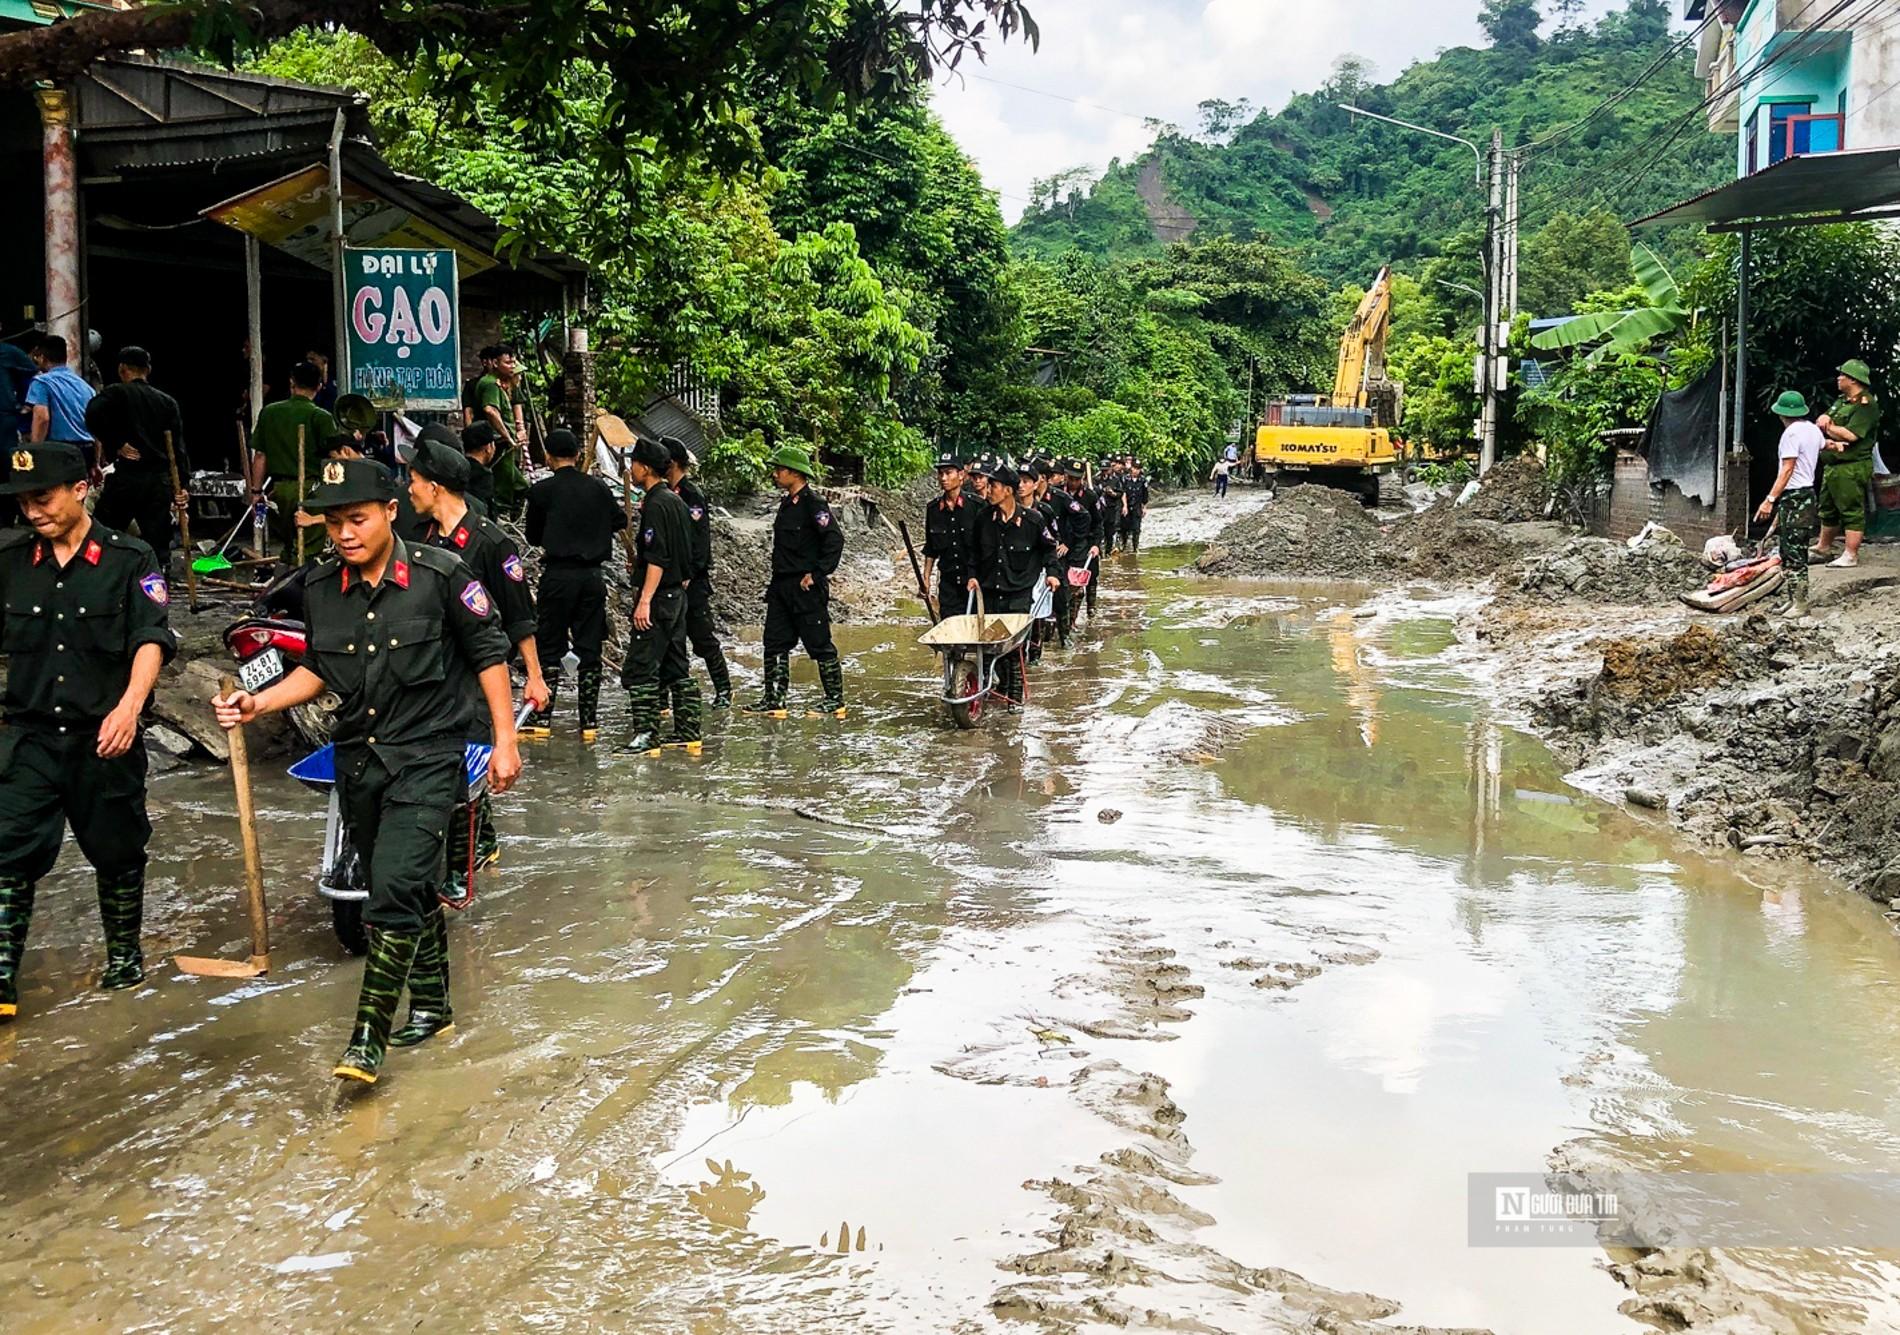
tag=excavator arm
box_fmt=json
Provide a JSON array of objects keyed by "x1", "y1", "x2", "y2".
[{"x1": 1331, "y1": 266, "x2": 1392, "y2": 410}]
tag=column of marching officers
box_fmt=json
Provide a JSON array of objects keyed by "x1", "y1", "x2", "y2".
[{"x1": 0, "y1": 432, "x2": 1145, "y2": 1088}]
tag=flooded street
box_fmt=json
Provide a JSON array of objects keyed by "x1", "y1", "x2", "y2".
[{"x1": 5, "y1": 525, "x2": 1900, "y2": 1332}]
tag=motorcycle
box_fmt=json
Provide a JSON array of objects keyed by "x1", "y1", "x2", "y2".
[
  {"x1": 289, "y1": 740, "x2": 505, "y2": 956},
  {"x1": 222, "y1": 566, "x2": 340, "y2": 751}
]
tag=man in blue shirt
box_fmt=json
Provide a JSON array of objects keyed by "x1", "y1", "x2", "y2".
[{"x1": 25, "y1": 335, "x2": 94, "y2": 448}]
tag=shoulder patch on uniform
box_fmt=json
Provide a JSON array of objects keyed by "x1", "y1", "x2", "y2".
[
  {"x1": 140, "y1": 572, "x2": 169, "y2": 605},
  {"x1": 816, "y1": 510, "x2": 831, "y2": 527},
  {"x1": 690, "y1": 506, "x2": 704, "y2": 520},
  {"x1": 643, "y1": 527, "x2": 656, "y2": 545},
  {"x1": 460, "y1": 581, "x2": 493, "y2": 617},
  {"x1": 502, "y1": 553, "x2": 526, "y2": 583}
]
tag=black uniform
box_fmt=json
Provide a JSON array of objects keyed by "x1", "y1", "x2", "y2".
[
  {"x1": 620, "y1": 481, "x2": 700, "y2": 748},
  {"x1": 764, "y1": 485, "x2": 844, "y2": 659},
  {"x1": 303, "y1": 539, "x2": 508, "y2": 935},
  {"x1": 0, "y1": 519, "x2": 174, "y2": 1014},
  {"x1": 1031, "y1": 492, "x2": 1067, "y2": 654},
  {"x1": 676, "y1": 476, "x2": 733, "y2": 703},
  {"x1": 84, "y1": 380, "x2": 188, "y2": 572},
  {"x1": 525, "y1": 464, "x2": 624, "y2": 732},
  {"x1": 465, "y1": 457, "x2": 496, "y2": 513},
  {"x1": 1055, "y1": 485, "x2": 1100, "y2": 631},
  {"x1": 1099, "y1": 473, "x2": 1123, "y2": 554},
  {"x1": 424, "y1": 510, "x2": 536, "y2": 742},
  {"x1": 1123, "y1": 473, "x2": 1150, "y2": 550},
  {"x1": 923, "y1": 490, "x2": 981, "y2": 615},
  {"x1": 973, "y1": 502, "x2": 1057, "y2": 705}
]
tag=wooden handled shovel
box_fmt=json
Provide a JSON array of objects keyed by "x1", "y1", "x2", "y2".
[
  {"x1": 294, "y1": 425, "x2": 307, "y2": 567},
  {"x1": 175, "y1": 674, "x2": 271, "y2": 978},
  {"x1": 161, "y1": 430, "x2": 198, "y2": 613}
]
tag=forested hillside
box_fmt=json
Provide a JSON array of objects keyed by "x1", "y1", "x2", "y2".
[{"x1": 1011, "y1": 0, "x2": 1728, "y2": 293}]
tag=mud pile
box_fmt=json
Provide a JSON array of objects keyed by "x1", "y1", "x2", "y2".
[
  {"x1": 1379, "y1": 502, "x2": 1527, "y2": 581},
  {"x1": 1515, "y1": 530, "x2": 1708, "y2": 605},
  {"x1": 1460, "y1": 452, "x2": 1551, "y2": 523},
  {"x1": 1532, "y1": 608, "x2": 1900, "y2": 901},
  {"x1": 1193, "y1": 485, "x2": 1381, "y2": 579}
]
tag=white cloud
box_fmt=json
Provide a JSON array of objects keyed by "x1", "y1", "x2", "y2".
[{"x1": 931, "y1": 0, "x2": 1641, "y2": 222}]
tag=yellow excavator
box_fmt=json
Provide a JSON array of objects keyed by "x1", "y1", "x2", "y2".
[{"x1": 1253, "y1": 265, "x2": 1405, "y2": 505}]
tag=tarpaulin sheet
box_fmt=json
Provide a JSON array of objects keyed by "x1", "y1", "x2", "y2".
[{"x1": 1642, "y1": 366, "x2": 1722, "y2": 506}]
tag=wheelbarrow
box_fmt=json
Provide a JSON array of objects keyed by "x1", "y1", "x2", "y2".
[{"x1": 918, "y1": 584, "x2": 1049, "y2": 729}]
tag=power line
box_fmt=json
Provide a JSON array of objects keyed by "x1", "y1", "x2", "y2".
[{"x1": 1521, "y1": 14, "x2": 1715, "y2": 157}]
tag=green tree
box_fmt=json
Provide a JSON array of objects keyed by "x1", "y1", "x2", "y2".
[
  {"x1": 1530, "y1": 243, "x2": 1689, "y2": 362},
  {"x1": 1480, "y1": 0, "x2": 1544, "y2": 53},
  {"x1": 1518, "y1": 209, "x2": 1636, "y2": 317}
]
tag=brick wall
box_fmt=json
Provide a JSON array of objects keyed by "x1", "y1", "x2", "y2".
[{"x1": 1589, "y1": 451, "x2": 1752, "y2": 548}]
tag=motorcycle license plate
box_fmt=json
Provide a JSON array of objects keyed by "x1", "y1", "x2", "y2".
[{"x1": 239, "y1": 648, "x2": 285, "y2": 694}]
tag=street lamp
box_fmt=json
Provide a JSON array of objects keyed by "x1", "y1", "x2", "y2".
[{"x1": 1339, "y1": 104, "x2": 1483, "y2": 185}]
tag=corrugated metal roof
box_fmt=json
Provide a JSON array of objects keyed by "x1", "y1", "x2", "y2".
[{"x1": 1631, "y1": 148, "x2": 1900, "y2": 230}]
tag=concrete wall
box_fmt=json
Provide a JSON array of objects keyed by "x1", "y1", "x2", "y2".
[{"x1": 1847, "y1": 9, "x2": 1900, "y2": 152}]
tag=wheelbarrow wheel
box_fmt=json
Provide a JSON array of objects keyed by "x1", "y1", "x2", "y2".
[
  {"x1": 947, "y1": 658, "x2": 983, "y2": 730},
  {"x1": 331, "y1": 898, "x2": 369, "y2": 956}
]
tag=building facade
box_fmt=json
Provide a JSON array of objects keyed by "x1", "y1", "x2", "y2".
[{"x1": 1691, "y1": 0, "x2": 1900, "y2": 176}]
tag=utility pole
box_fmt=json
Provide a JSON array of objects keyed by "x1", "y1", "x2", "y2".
[{"x1": 1480, "y1": 127, "x2": 1503, "y2": 476}]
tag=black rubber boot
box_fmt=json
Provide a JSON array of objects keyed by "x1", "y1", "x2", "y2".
[
  {"x1": 622, "y1": 682, "x2": 665, "y2": 753},
  {"x1": 334, "y1": 927, "x2": 423, "y2": 1085},
  {"x1": 743, "y1": 654, "x2": 790, "y2": 716},
  {"x1": 995, "y1": 652, "x2": 1020, "y2": 708},
  {"x1": 96, "y1": 870, "x2": 145, "y2": 992},
  {"x1": 0, "y1": 877, "x2": 36, "y2": 1022},
  {"x1": 813, "y1": 656, "x2": 846, "y2": 718},
  {"x1": 578, "y1": 663, "x2": 603, "y2": 740},
  {"x1": 666, "y1": 678, "x2": 704, "y2": 749},
  {"x1": 390, "y1": 909, "x2": 454, "y2": 1048},
  {"x1": 705, "y1": 649, "x2": 733, "y2": 709}
]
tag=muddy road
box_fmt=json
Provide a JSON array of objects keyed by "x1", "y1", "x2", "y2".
[{"x1": 4, "y1": 510, "x2": 1900, "y2": 1332}]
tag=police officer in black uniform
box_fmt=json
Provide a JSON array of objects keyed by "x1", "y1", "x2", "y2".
[
  {"x1": 921, "y1": 449, "x2": 979, "y2": 619},
  {"x1": 747, "y1": 444, "x2": 846, "y2": 718},
  {"x1": 619, "y1": 439, "x2": 700, "y2": 754},
  {"x1": 1098, "y1": 459, "x2": 1123, "y2": 556},
  {"x1": 1019, "y1": 462, "x2": 1063, "y2": 659},
  {"x1": 216, "y1": 458, "x2": 518, "y2": 1085},
  {"x1": 0, "y1": 442, "x2": 173, "y2": 1022},
  {"x1": 409, "y1": 437, "x2": 547, "y2": 884},
  {"x1": 1122, "y1": 457, "x2": 1150, "y2": 554},
  {"x1": 662, "y1": 436, "x2": 734, "y2": 709},
  {"x1": 1057, "y1": 456, "x2": 1103, "y2": 631},
  {"x1": 525, "y1": 427, "x2": 624, "y2": 740},
  {"x1": 460, "y1": 423, "x2": 498, "y2": 515},
  {"x1": 970, "y1": 460, "x2": 1059, "y2": 707},
  {"x1": 84, "y1": 346, "x2": 189, "y2": 574}
]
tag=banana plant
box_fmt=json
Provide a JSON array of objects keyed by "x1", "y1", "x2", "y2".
[{"x1": 1529, "y1": 243, "x2": 1689, "y2": 364}]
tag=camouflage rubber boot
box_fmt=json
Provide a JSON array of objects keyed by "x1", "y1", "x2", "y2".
[
  {"x1": 577, "y1": 663, "x2": 603, "y2": 740},
  {"x1": 0, "y1": 877, "x2": 36, "y2": 1022},
  {"x1": 667, "y1": 678, "x2": 704, "y2": 749},
  {"x1": 334, "y1": 927, "x2": 423, "y2": 1085},
  {"x1": 474, "y1": 794, "x2": 500, "y2": 868},
  {"x1": 390, "y1": 908, "x2": 454, "y2": 1048},
  {"x1": 441, "y1": 803, "x2": 478, "y2": 910},
  {"x1": 744, "y1": 654, "x2": 790, "y2": 716},
  {"x1": 705, "y1": 648, "x2": 733, "y2": 709},
  {"x1": 96, "y1": 870, "x2": 145, "y2": 992},
  {"x1": 622, "y1": 682, "x2": 664, "y2": 753},
  {"x1": 814, "y1": 656, "x2": 847, "y2": 718},
  {"x1": 525, "y1": 679, "x2": 556, "y2": 737}
]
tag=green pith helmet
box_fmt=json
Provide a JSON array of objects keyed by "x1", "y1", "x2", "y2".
[
  {"x1": 765, "y1": 444, "x2": 821, "y2": 479},
  {"x1": 1771, "y1": 390, "x2": 1809, "y2": 417},
  {"x1": 1839, "y1": 358, "x2": 1874, "y2": 388}
]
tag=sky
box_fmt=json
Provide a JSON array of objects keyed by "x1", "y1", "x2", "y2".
[{"x1": 929, "y1": 0, "x2": 1639, "y2": 222}]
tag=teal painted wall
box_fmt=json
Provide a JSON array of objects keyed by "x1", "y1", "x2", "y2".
[{"x1": 1733, "y1": 2, "x2": 1852, "y2": 174}]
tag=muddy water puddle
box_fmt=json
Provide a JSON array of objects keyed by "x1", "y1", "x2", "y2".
[{"x1": 2, "y1": 544, "x2": 1899, "y2": 1331}]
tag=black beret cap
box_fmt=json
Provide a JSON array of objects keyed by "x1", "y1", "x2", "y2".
[{"x1": 411, "y1": 437, "x2": 470, "y2": 490}]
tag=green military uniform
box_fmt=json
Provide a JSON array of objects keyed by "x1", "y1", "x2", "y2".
[
  {"x1": 0, "y1": 444, "x2": 174, "y2": 1019},
  {"x1": 620, "y1": 477, "x2": 700, "y2": 753},
  {"x1": 298, "y1": 458, "x2": 509, "y2": 1080},
  {"x1": 1819, "y1": 391, "x2": 1882, "y2": 534},
  {"x1": 251, "y1": 395, "x2": 338, "y2": 560}
]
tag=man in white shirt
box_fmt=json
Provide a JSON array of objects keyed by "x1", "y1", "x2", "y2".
[{"x1": 1756, "y1": 389, "x2": 1823, "y2": 618}]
